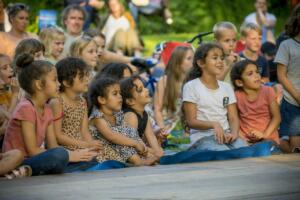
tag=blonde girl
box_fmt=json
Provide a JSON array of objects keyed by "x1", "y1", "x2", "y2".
[
  {"x1": 39, "y1": 27, "x2": 65, "y2": 64},
  {"x1": 69, "y1": 36, "x2": 98, "y2": 77}
]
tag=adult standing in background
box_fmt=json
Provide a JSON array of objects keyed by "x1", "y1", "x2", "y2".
[
  {"x1": 64, "y1": 0, "x2": 104, "y2": 31},
  {"x1": 61, "y1": 4, "x2": 86, "y2": 57},
  {"x1": 0, "y1": 3, "x2": 36, "y2": 59},
  {"x1": 244, "y1": 0, "x2": 276, "y2": 44}
]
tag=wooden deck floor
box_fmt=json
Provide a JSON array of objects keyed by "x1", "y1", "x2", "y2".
[{"x1": 0, "y1": 154, "x2": 300, "y2": 200}]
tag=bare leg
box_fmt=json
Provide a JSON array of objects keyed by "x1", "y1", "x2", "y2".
[{"x1": 0, "y1": 149, "x2": 24, "y2": 176}]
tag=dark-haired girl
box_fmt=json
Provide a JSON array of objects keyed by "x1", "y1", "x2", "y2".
[
  {"x1": 88, "y1": 77, "x2": 157, "y2": 166},
  {"x1": 0, "y1": 3, "x2": 37, "y2": 59},
  {"x1": 231, "y1": 60, "x2": 280, "y2": 145},
  {"x1": 183, "y1": 43, "x2": 246, "y2": 151},
  {"x1": 2, "y1": 54, "x2": 69, "y2": 175}
]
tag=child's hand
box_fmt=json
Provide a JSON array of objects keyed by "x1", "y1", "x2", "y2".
[
  {"x1": 213, "y1": 122, "x2": 225, "y2": 144},
  {"x1": 227, "y1": 51, "x2": 238, "y2": 64},
  {"x1": 10, "y1": 77, "x2": 19, "y2": 95},
  {"x1": 155, "y1": 128, "x2": 169, "y2": 143},
  {"x1": 247, "y1": 130, "x2": 264, "y2": 143},
  {"x1": 87, "y1": 140, "x2": 102, "y2": 151},
  {"x1": 68, "y1": 149, "x2": 97, "y2": 162},
  {"x1": 134, "y1": 141, "x2": 147, "y2": 155},
  {"x1": 224, "y1": 133, "x2": 238, "y2": 144}
]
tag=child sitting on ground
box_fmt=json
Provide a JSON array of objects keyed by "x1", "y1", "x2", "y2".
[
  {"x1": 231, "y1": 60, "x2": 281, "y2": 145},
  {"x1": 239, "y1": 23, "x2": 270, "y2": 84},
  {"x1": 39, "y1": 27, "x2": 65, "y2": 64},
  {"x1": 51, "y1": 57, "x2": 108, "y2": 161},
  {"x1": 88, "y1": 77, "x2": 157, "y2": 166},
  {"x1": 183, "y1": 43, "x2": 246, "y2": 151},
  {"x1": 213, "y1": 21, "x2": 242, "y2": 83},
  {"x1": 120, "y1": 75, "x2": 164, "y2": 158},
  {"x1": 2, "y1": 53, "x2": 70, "y2": 175}
]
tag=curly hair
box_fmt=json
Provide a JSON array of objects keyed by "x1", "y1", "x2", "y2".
[
  {"x1": 55, "y1": 57, "x2": 90, "y2": 92},
  {"x1": 88, "y1": 77, "x2": 119, "y2": 115},
  {"x1": 16, "y1": 53, "x2": 53, "y2": 95}
]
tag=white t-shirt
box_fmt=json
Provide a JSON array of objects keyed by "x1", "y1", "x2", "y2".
[
  {"x1": 182, "y1": 78, "x2": 236, "y2": 135},
  {"x1": 102, "y1": 15, "x2": 130, "y2": 46}
]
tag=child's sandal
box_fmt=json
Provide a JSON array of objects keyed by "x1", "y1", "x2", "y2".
[{"x1": 5, "y1": 165, "x2": 32, "y2": 179}]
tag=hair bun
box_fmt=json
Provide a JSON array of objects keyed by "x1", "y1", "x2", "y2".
[{"x1": 16, "y1": 53, "x2": 34, "y2": 68}]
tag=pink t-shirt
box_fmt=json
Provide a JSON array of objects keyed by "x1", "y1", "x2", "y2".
[
  {"x1": 235, "y1": 86, "x2": 279, "y2": 144},
  {"x1": 2, "y1": 99, "x2": 54, "y2": 157}
]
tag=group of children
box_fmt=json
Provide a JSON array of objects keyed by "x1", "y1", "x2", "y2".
[{"x1": 0, "y1": 3, "x2": 300, "y2": 180}]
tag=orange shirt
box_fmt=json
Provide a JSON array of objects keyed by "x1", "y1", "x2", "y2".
[{"x1": 235, "y1": 86, "x2": 279, "y2": 144}]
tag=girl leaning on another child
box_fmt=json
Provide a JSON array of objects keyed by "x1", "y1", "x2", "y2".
[{"x1": 88, "y1": 77, "x2": 158, "y2": 166}]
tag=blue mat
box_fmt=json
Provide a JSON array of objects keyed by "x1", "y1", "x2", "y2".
[
  {"x1": 160, "y1": 141, "x2": 273, "y2": 165},
  {"x1": 65, "y1": 160, "x2": 127, "y2": 173}
]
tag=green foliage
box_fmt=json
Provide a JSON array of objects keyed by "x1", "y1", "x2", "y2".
[{"x1": 6, "y1": 0, "x2": 291, "y2": 36}]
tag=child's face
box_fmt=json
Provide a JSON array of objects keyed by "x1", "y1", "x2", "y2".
[
  {"x1": 43, "y1": 68, "x2": 60, "y2": 98},
  {"x1": 239, "y1": 64, "x2": 261, "y2": 90},
  {"x1": 217, "y1": 29, "x2": 237, "y2": 55},
  {"x1": 102, "y1": 84, "x2": 123, "y2": 111},
  {"x1": 81, "y1": 41, "x2": 98, "y2": 68},
  {"x1": 201, "y1": 48, "x2": 225, "y2": 76},
  {"x1": 51, "y1": 37, "x2": 65, "y2": 59},
  {"x1": 181, "y1": 49, "x2": 194, "y2": 73},
  {"x1": 70, "y1": 71, "x2": 90, "y2": 93},
  {"x1": 243, "y1": 30, "x2": 262, "y2": 53},
  {"x1": 93, "y1": 36, "x2": 105, "y2": 58},
  {"x1": 0, "y1": 57, "x2": 13, "y2": 85},
  {"x1": 131, "y1": 78, "x2": 151, "y2": 106}
]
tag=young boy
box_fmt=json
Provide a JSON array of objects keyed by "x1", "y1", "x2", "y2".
[
  {"x1": 120, "y1": 75, "x2": 164, "y2": 158},
  {"x1": 213, "y1": 21, "x2": 241, "y2": 83},
  {"x1": 239, "y1": 23, "x2": 270, "y2": 83}
]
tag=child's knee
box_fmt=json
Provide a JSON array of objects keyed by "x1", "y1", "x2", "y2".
[{"x1": 48, "y1": 147, "x2": 69, "y2": 172}]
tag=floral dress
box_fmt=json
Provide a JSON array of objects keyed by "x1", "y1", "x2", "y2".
[{"x1": 89, "y1": 107, "x2": 142, "y2": 162}]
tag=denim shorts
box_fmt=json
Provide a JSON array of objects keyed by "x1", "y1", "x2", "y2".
[{"x1": 279, "y1": 98, "x2": 300, "y2": 137}]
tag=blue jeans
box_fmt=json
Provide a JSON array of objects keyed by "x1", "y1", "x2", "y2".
[
  {"x1": 160, "y1": 141, "x2": 273, "y2": 165},
  {"x1": 22, "y1": 147, "x2": 69, "y2": 176}
]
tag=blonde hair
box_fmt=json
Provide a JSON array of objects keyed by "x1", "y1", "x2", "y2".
[
  {"x1": 39, "y1": 27, "x2": 65, "y2": 58},
  {"x1": 163, "y1": 46, "x2": 193, "y2": 113},
  {"x1": 240, "y1": 22, "x2": 262, "y2": 37},
  {"x1": 69, "y1": 36, "x2": 97, "y2": 57},
  {"x1": 213, "y1": 21, "x2": 237, "y2": 40}
]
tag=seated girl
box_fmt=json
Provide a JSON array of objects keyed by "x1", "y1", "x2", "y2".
[
  {"x1": 231, "y1": 60, "x2": 281, "y2": 145},
  {"x1": 183, "y1": 43, "x2": 247, "y2": 151},
  {"x1": 88, "y1": 77, "x2": 157, "y2": 166},
  {"x1": 39, "y1": 27, "x2": 65, "y2": 64},
  {"x1": 120, "y1": 75, "x2": 164, "y2": 158}
]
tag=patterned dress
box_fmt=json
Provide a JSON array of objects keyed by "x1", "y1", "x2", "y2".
[
  {"x1": 60, "y1": 96, "x2": 121, "y2": 162},
  {"x1": 89, "y1": 107, "x2": 142, "y2": 162},
  {"x1": 60, "y1": 96, "x2": 86, "y2": 150}
]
